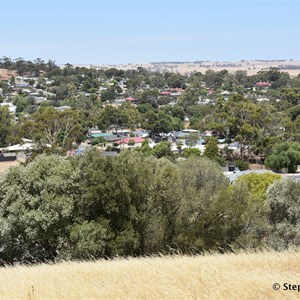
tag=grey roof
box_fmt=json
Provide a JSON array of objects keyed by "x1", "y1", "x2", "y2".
[
  {"x1": 170, "y1": 131, "x2": 190, "y2": 138},
  {"x1": 104, "y1": 135, "x2": 126, "y2": 142}
]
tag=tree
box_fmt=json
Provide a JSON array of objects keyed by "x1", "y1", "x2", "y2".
[
  {"x1": 183, "y1": 148, "x2": 201, "y2": 158},
  {"x1": 74, "y1": 150, "x2": 154, "y2": 256},
  {"x1": 175, "y1": 157, "x2": 229, "y2": 251},
  {"x1": 267, "y1": 179, "x2": 300, "y2": 249},
  {"x1": 22, "y1": 106, "x2": 85, "y2": 154},
  {"x1": 0, "y1": 155, "x2": 81, "y2": 263},
  {"x1": 0, "y1": 106, "x2": 13, "y2": 147},
  {"x1": 166, "y1": 73, "x2": 185, "y2": 88},
  {"x1": 186, "y1": 133, "x2": 199, "y2": 148},
  {"x1": 144, "y1": 157, "x2": 181, "y2": 252},
  {"x1": 235, "y1": 123, "x2": 259, "y2": 158},
  {"x1": 143, "y1": 110, "x2": 176, "y2": 134},
  {"x1": 203, "y1": 140, "x2": 220, "y2": 162},
  {"x1": 123, "y1": 106, "x2": 142, "y2": 130},
  {"x1": 150, "y1": 142, "x2": 173, "y2": 159},
  {"x1": 235, "y1": 173, "x2": 281, "y2": 202},
  {"x1": 96, "y1": 106, "x2": 128, "y2": 133},
  {"x1": 91, "y1": 136, "x2": 106, "y2": 146},
  {"x1": 67, "y1": 220, "x2": 111, "y2": 259},
  {"x1": 265, "y1": 142, "x2": 300, "y2": 173}
]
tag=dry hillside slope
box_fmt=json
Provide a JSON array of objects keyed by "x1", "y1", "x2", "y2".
[{"x1": 1, "y1": 251, "x2": 300, "y2": 299}]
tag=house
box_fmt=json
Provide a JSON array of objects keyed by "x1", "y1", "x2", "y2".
[
  {"x1": 254, "y1": 81, "x2": 272, "y2": 88},
  {"x1": 55, "y1": 106, "x2": 71, "y2": 111},
  {"x1": 114, "y1": 137, "x2": 145, "y2": 149},
  {"x1": 132, "y1": 130, "x2": 149, "y2": 138},
  {"x1": 0, "y1": 142, "x2": 35, "y2": 162},
  {"x1": 104, "y1": 135, "x2": 125, "y2": 143},
  {"x1": 89, "y1": 132, "x2": 113, "y2": 139},
  {"x1": 0, "y1": 102, "x2": 16, "y2": 114},
  {"x1": 0, "y1": 76, "x2": 9, "y2": 82},
  {"x1": 126, "y1": 97, "x2": 137, "y2": 102}
]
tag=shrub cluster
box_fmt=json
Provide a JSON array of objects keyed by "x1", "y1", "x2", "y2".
[{"x1": 0, "y1": 150, "x2": 298, "y2": 264}]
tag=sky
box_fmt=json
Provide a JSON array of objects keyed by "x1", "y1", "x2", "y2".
[{"x1": 1, "y1": 0, "x2": 300, "y2": 64}]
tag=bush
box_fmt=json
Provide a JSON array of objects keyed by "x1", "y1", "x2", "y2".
[
  {"x1": 91, "y1": 136, "x2": 106, "y2": 146},
  {"x1": 235, "y1": 159, "x2": 249, "y2": 171},
  {"x1": 0, "y1": 155, "x2": 81, "y2": 263},
  {"x1": 265, "y1": 142, "x2": 300, "y2": 173},
  {"x1": 267, "y1": 179, "x2": 300, "y2": 249}
]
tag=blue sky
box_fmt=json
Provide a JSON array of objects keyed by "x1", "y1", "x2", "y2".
[{"x1": 1, "y1": 0, "x2": 300, "y2": 64}]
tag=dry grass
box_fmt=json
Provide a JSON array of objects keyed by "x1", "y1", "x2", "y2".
[
  {"x1": 0, "y1": 250, "x2": 300, "y2": 299},
  {"x1": 0, "y1": 161, "x2": 19, "y2": 174}
]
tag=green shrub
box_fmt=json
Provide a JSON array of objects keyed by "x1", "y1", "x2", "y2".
[{"x1": 235, "y1": 159, "x2": 249, "y2": 171}]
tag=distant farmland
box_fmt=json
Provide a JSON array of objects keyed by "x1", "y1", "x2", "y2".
[
  {"x1": 69, "y1": 59, "x2": 300, "y2": 76},
  {"x1": 1, "y1": 250, "x2": 300, "y2": 299}
]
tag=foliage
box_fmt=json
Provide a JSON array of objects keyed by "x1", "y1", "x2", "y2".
[
  {"x1": 235, "y1": 159, "x2": 250, "y2": 171},
  {"x1": 127, "y1": 139, "x2": 135, "y2": 146},
  {"x1": 224, "y1": 173, "x2": 281, "y2": 248},
  {"x1": 0, "y1": 155, "x2": 81, "y2": 263},
  {"x1": 91, "y1": 136, "x2": 106, "y2": 146},
  {"x1": 265, "y1": 142, "x2": 300, "y2": 173},
  {"x1": 0, "y1": 106, "x2": 12, "y2": 147},
  {"x1": 22, "y1": 106, "x2": 86, "y2": 154},
  {"x1": 186, "y1": 133, "x2": 199, "y2": 148},
  {"x1": 182, "y1": 148, "x2": 201, "y2": 158},
  {"x1": 234, "y1": 173, "x2": 281, "y2": 201},
  {"x1": 203, "y1": 140, "x2": 220, "y2": 161},
  {"x1": 150, "y1": 142, "x2": 173, "y2": 159},
  {"x1": 267, "y1": 179, "x2": 300, "y2": 249}
]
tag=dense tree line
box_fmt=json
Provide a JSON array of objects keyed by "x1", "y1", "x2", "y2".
[{"x1": 0, "y1": 151, "x2": 298, "y2": 264}]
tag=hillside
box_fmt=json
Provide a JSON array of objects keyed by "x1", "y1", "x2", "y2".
[{"x1": 1, "y1": 251, "x2": 299, "y2": 299}]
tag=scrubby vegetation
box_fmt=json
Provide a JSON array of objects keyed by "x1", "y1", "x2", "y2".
[{"x1": 0, "y1": 151, "x2": 298, "y2": 264}]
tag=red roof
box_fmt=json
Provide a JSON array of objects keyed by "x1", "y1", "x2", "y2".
[
  {"x1": 126, "y1": 97, "x2": 136, "y2": 101},
  {"x1": 160, "y1": 91, "x2": 171, "y2": 95},
  {"x1": 115, "y1": 137, "x2": 145, "y2": 145},
  {"x1": 171, "y1": 88, "x2": 185, "y2": 92},
  {"x1": 255, "y1": 81, "x2": 271, "y2": 87}
]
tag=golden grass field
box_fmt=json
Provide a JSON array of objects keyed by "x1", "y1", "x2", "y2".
[{"x1": 1, "y1": 250, "x2": 300, "y2": 300}]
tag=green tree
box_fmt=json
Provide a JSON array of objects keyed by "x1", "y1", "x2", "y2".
[
  {"x1": 0, "y1": 155, "x2": 80, "y2": 263},
  {"x1": 203, "y1": 140, "x2": 220, "y2": 162},
  {"x1": 97, "y1": 106, "x2": 128, "y2": 133},
  {"x1": 0, "y1": 106, "x2": 13, "y2": 147},
  {"x1": 144, "y1": 158, "x2": 181, "y2": 252},
  {"x1": 183, "y1": 148, "x2": 201, "y2": 158},
  {"x1": 151, "y1": 141, "x2": 173, "y2": 159},
  {"x1": 74, "y1": 150, "x2": 154, "y2": 256},
  {"x1": 22, "y1": 106, "x2": 85, "y2": 154},
  {"x1": 267, "y1": 179, "x2": 300, "y2": 249},
  {"x1": 175, "y1": 157, "x2": 229, "y2": 251},
  {"x1": 186, "y1": 133, "x2": 199, "y2": 148},
  {"x1": 265, "y1": 142, "x2": 300, "y2": 173},
  {"x1": 235, "y1": 173, "x2": 281, "y2": 201}
]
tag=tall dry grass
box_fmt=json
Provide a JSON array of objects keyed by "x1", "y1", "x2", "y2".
[{"x1": 0, "y1": 250, "x2": 300, "y2": 299}]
